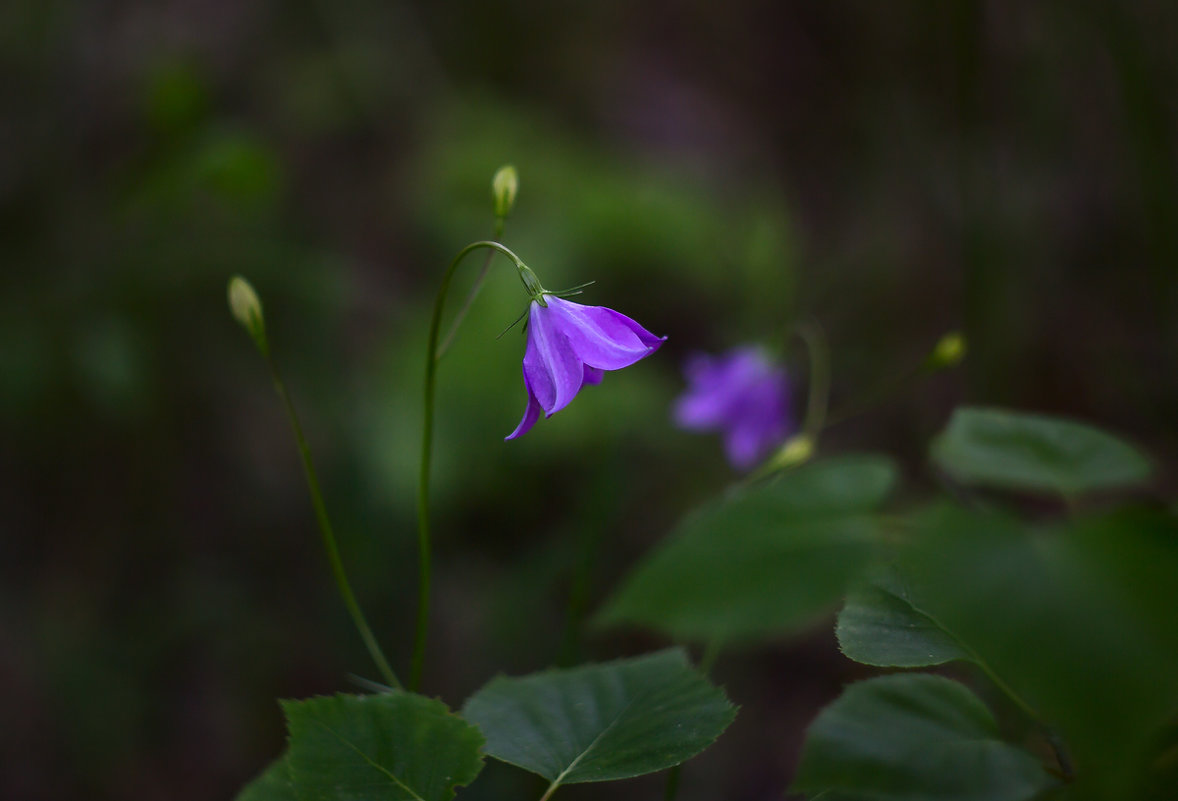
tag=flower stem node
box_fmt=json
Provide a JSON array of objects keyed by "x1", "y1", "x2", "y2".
[
  {"x1": 491, "y1": 165, "x2": 519, "y2": 219},
  {"x1": 227, "y1": 275, "x2": 269, "y2": 356},
  {"x1": 927, "y1": 331, "x2": 967, "y2": 370}
]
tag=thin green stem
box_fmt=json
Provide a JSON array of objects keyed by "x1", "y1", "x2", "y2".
[
  {"x1": 699, "y1": 639, "x2": 723, "y2": 676},
  {"x1": 740, "y1": 320, "x2": 829, "y2": 486},
  {"x1": 970, "y1": 654, "x2": 1040, "y2": 724},
  {"x1": 662, "y1": 766, "x2": 681, "y2": 801},
  {"x1": 795, "y1": 319, "x2": 830, "y2": 441},
  {"x1": 970, "y1": 649, "x2": 1073, "y2": 780},
  {"x1": 663, "y1": 640, "x2": 723, "y2": 801},
  {"x1": 921, "y1": 600, "x2": 1073, "y2": 780},
  {"x1": 825, "y1": 329, "x2": 967, "y2": 428},
  {"x1": 436, "y1": 218, "x2": 505, "y2": 359},
  {"x1": 824, "y1": 362, "x2": 924, "y2": 427},
  {"x1": 267, "y1": 359, "x2": 402, "y2": 690},
  {"x1": 412, "y1": 239, "x2": 528, "y2": 691}
]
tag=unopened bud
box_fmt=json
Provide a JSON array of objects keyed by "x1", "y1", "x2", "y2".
[
  {"x1": 768, "y1": 434, "x2": 815, "y2": 472},
  {"x1": 227, "y1": 275, "x2": 268, "y2": 355},
  {"x1": 927, "y1": 331, "x2": 966, "y2": 369},
  {"x1": 491, "y1": 165, "x2": 518, "y2": 218}
]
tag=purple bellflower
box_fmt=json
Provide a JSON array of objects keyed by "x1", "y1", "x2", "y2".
[
  {"x1": 506, "y1": 295, "x2": 665, "y2": 439},
  {"x1": 673, "y1": 345, "x2": 792, "y2": 469}
]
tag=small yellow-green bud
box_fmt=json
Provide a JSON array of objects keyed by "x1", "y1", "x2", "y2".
[
  {"x1": 768, "y1": 434, "x2": 815, "y2": 472},
  {"x1": 927, "y1": 331, "x2": 967, "y2": 369},
  {"x1": 491, "y1": 164, "x2": 518, "y2": 218},
  {"x1": 227, "y1": 275, "x2": 268, "y2": 355}
]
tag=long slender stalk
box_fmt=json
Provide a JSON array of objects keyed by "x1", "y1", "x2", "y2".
[
  {"x1": 795, "y1": 320, "x2": 830, "y2": 440},
  {"x1": 742, "y1": 319, "x2": 830, "y2": 486},
  {"x1": 267, "y1": 359, "x2": 402, "y2": 690},
  {"x1": 662, "y1": 766, "x2": 681, "y2": 801},
  {"x1": 411, "y1": 239, "x2": 528, "y2": 691},
  {"x1": 436, "y1": 218, "x2": 504, "y2": 360}
]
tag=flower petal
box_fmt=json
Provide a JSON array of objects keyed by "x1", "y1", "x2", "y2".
[
  {"x1": 673, "y1": 351, "x2": 753, "y2": 429},
  {"x1": 505, "y1": 382, "x2": 544, "y2": 440},
  {"x1": 672, "y1": 345, "x2": 793, "y2": 470},
  {"x1": 583, "y1": 365, "x2": 604, "y2": 385},
  {"x1": 523, "y1": 300, "x2": 585, "y2": 415},
  {"x1": 725, "y1": 421, "x2": 769, "y2": 470},
  {"x1": 546, "y1": 296, "x2": 665, "y2": 371}
]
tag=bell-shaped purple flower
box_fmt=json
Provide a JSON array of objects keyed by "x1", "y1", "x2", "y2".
[
  {"x1": 673, "y1": 346, "x2": 792, "y2": 469},
  {"x1": 506, "y1": 295, "x2": 665, "y2": 439}
]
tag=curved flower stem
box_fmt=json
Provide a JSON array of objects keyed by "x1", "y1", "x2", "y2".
[
  {"x1": 741, "y1": 320, "x2": 829, "y2": 486},
  {"x1": 795, "y1": 319, "x2": 830, "y2": 441},
  {"x1": 266, "y1": 358, "x2": 402, "y2": 690},
  {"x1": 435, "y1": 219, "x2": 505, "y2": 360},
  {"x1": 412, "y1": 239, "x2": 529, "y2": 691}
]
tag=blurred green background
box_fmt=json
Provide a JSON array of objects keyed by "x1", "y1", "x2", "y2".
[{"x1": 2, "y1": 1, "x2": 1176, "y2": 798}]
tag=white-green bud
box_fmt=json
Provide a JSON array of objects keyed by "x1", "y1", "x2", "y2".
[
  {"x1": 928, "y1": 331, "x2": 967, "y2": 369},
  {"x1": 491, "y1": 164, "x2": 518, "y2": 218},
  {"x1": 227, "y1": 275, "x2": 268, "y2": 355},
  {"x1": 767, "y1": 434, "x2": 815, "y2": 472}
]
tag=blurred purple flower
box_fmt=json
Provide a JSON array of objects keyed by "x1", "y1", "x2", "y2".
[
  {"x1": 506, "y1": 295, "x2": 665, "y2": 439},
  {"x1": 673, "y1": 346, "x2": 792, "y2": 469}
]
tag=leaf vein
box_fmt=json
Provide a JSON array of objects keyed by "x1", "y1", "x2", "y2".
[{"x1": 309, "y1": 717, "x2": 426, "y2": 801}]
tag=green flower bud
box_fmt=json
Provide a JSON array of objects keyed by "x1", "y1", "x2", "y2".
[
  {"x1": 227, "y1": 275, "x2": 268, "y2": 355},
  {"x1": 767, "y1": 434, "x2": 815, "y2": 471},
  {"x1": 491, "y1": 164, "x2": 518, "y2": 218},
  {"x1": 927, "y1": 331, "x2": 966, "y2": 369}
]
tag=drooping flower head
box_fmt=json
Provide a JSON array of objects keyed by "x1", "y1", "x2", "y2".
[
  {"x1": 673, "y1": 346, "x2": 792, "y2": 469},
  {"x1": 506, "y1": 294, "x2": 665, "y2": 439}
]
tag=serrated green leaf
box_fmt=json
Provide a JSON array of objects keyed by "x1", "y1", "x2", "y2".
[
  {"x1": 236, "y1": 756, "x2": 295, "y2": 801},
  {"x1": 460, "y1": 649, "x2": 735, "y2": 791},
  {"x1": 596, "y1": 456, "x2": 895, "y2": 642},
  {"x1": 283, "y1": 692, "x2": 484, "y2": 801},
  {"x1": 793, "y1": 674, "x2": 1056, "y2": 801},
  {"x1": 836, "y1": 563, "x2": 969, "y2": 668},
  {"x1": 930, "y1": 407, "x2": 1150, "y2": 495},
  {"x1": 901, "y1": 505, "x2": 1178, "y2": 798}
]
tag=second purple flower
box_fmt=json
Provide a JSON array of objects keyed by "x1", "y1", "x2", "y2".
[
  {"x1": 673, "y1": 346, "x2": 793, "y2": 469},
  {"x1": 506, "y1": 295, "x2": 665, "y2": 439}
]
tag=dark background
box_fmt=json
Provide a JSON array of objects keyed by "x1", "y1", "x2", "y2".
[{"x1": 2, "y1": 1, "x2": 1176, "y2": 799}]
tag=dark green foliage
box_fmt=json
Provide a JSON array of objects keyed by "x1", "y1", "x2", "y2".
[
  {"x1": 596, "y1": 456, "x2": 896, "y2": 642},
  {"x1": 836, "y1": 563, "x2": 969, "y2": 668},
  {"x1": 931, "y1": 407, "x2": 1151, "y2": 495},
  {"x1": 280, "y1": 693, "x2": 484, "y2": 801},
  {"x1": 793, "y1": 674, "x2": 1056, "y2": 801},
  {"x1": 896, "y1": 506, "x2": 1178, "y2": 799},
  {"x1": 461, "y1": 649, "x2": 735, "y2": 789}
]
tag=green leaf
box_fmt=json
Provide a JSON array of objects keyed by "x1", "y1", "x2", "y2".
[
  {"x1": 236, "y1": 756, "x2": 295, "y2": 801},
  {"x1": 282, "y1": 692, "x2": 484, "y2": 801},
  {"x1": 836, "y1": 564, "x2": 969, "y2": 667},
  {"x1": 460, "y1": 649, "x2": 735, "y2": 790},
  {"x1": 930, "y1": 407, "x2": 1150, "y2": 495},
  {"x1": 596, "y1": 456, "x2": 895, "y2": 642},
  {"x1": 793, "y1": 674, "x2": 1055, "y2": 801},
  {"x1": 899, "y1": 506, "x2": 1178, "y2": 798}
]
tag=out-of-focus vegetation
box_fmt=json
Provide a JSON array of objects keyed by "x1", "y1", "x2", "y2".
[{"x1": 2, "y1": 1, "x2": 1176, "y2": 799}]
